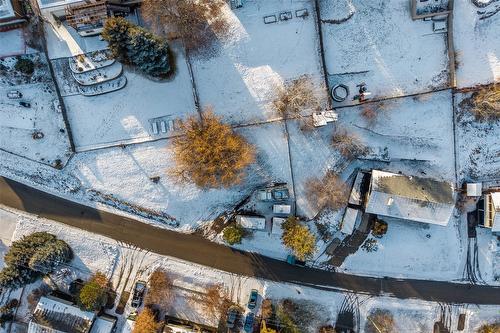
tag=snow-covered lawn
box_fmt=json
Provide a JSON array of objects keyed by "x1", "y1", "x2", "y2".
[
  {"x1": 319, "y1": 0, "x2": 449, "y2": 106},
  {"x1": 59, "y1": 45, "x2": 197, "y2": 151},
  {"x1": 339, "y1": 216, "x2": 464, "y2": 281},
  {"x1": 455, "y1": 92, "x2": 500, "y2": 182},
  {"x1": 191, "y1": 0, "x2": 327, "y2": 125},
  {"x1": 453, "y1": 0, "x2": 500, "y2": 88},
  {"x1": 0, "y1": 120, "x2": 292, "y2": 232},
  {"x1": 0, "y1": 53, "x2": 72, "y2": 166}
]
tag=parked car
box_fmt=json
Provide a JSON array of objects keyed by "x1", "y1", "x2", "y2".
[
  {"x1": 226, "y1": 308, "x2": 239, "y2": 329},
  {"x1": 286, "y1": 255, "x2": 306, "y2": 267},
  {"x1": 7, "y1": 90, "x2": 22, "y2": 99},
  {"x1": 19, "y1": 101, "x2": 31, "y2": 108},
  {"x1": 247, "y1": 289, "x2": 258, "y2": 309},
  {"x1": 243, "y1": 313, "x2": 255, "y2": 333},
  {"x1": 130, "y1": 280, "x2": 146, "y2": 308}
]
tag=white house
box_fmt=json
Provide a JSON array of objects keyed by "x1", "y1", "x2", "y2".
[{"x1": 365, "y1": 170, "x2": 455, "y2": 226}]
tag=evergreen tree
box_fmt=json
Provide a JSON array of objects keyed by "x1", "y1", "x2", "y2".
[
  {"x1": 281, "y1": 217, "x2": 316, "y2": 261},
  {"x1": 0, "y1": 266, "x2": 34, "y2": 290},
  {"x1": 77, "y1": 272, "x2": 108, "y2": 311},
  {"x1": 126, "y1": 27, "x2": 170, "y2": 76},
  {"x1": 28, "y1": 240, "x2": 72, "y2": 274},
  {"x1": 102, "y1": 17, "x2": 132, "y2": 62}
]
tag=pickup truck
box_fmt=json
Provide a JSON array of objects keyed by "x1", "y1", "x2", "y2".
[{"x1": 286, "y1": 255, "x2": 306, "y2": 267}]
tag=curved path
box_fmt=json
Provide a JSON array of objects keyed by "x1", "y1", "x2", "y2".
[{"x1": 1, "y1": 176, "x2": 500, "y2": 305}]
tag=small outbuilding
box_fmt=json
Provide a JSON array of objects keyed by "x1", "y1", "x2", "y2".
[
  {"x1": 484, "y1": 192, "x2": 500, "y2": 234},
  {"x1": 236, "y1": 215, "x2": 266, "y2": 230},
  {"x1": 273, "y1": 204, "x2": 291, "y2": 215},
  {"x1": 340, "y1": 207, "x2": 362, "y2": 235}
]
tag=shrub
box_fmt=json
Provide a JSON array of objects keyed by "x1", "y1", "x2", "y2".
[
  {"x1": 0, "y1": 232, "x2": 71, "y2": 290},
  {"x1": 133, "y1": 307, "x2": 161, "y2": 333},
  {"x1": 144, "y1": 269, "x2": 173, "y2": 309},
  {"x1": 15, "y1": 57, "x2": 35, "y2": 76},
  {"x1": 365, "y1": 309, "x2": 395, "y2": 333},
  {"x1": 273, "y1": 76, "x2": 319, "y2": 117},
  {"x1": 476, "y1": 322, "x2": 500, "y2": 333},
  {"x1": 222, "y1": 225, "x2": 244, "y2": 245},
  {"x1": 361, "y1": 238, "x2": 378, "y2": 252},
  {"x1": 102, "y1": 17, "x2": 171, "y2": 77},
  {"x1": 171, "y1": 109, "x2": 255, "y2": 188},
  {"x1": 261, "y1": 298, "x2": 274, "y2": 320},
  {"x1": 77, "y1": 272, "x2": 108, "y2": 311},
  {"x1": 305, "y1": 172, "x2": 349, "y2": 211},
  {"x1": 469, "y1": 84, "x2": 500, "y2": 121},
  {"x1": 372, "y1": 219, "x2": 388, "y2": 238},
  {"x1": 331, "y1": 130, "x2": 368, "y2": 160},
  {"x1": 281, "y1": 217, "x2": 316, "y2": 261},
  {"x1": 319, "y1": 326, "x2": 336, "y2": 333},
  {"x1": 141, "y1": 0, "x2": 229, "y2": 53}
]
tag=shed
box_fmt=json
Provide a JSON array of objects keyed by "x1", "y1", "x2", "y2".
[
  {"x1": 273, "y1": 204, "x2": 291, "y2": 215},
  {"x1": 349, "y1": 171, "x2": 367, "y2": 206},
  {"x1": 90, "y1": 315, "x2": 116, "y2": 333},
  {"x1": 236, "y1": 215, "x2": 266, "y2": 230},
  {"x1": 484, "y1": 192, "x2": 500, "y2": 233},
  {"x1": 341, "y1": 208, "x2": 362, "y2": 235},
  {"x1": 365, "y1": 170, "x2": 455, "y2": 226}
]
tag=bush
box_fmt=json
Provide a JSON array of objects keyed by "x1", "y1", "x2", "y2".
[
  {"x1": 102, "y1": 17, "x2": 171, "y2": 77},
  {"x1": 261, "y1": 298, "x2": 274, "y2": 320},
  {"x1": 171, "y1": 109, "x2": 255, "y2": 188},
  {"x1": 144, "y1": 269, "x2": 173, "y2": 309},
  {"x1": 133, "y1": 307, "x2": 161, "y2": 333},
  {"x1": 476, "y1": 322, "x2": 500, "y2": 333},
  {"x1": 222, "y1": 225, "x2": 244, "y2": 245},
  {"x1": 281, "y1": 217, "x2": 316, "y2": 261},
  {"x1": 331, "y1": 130, "x2": 368, "y2": 160},
  {"x1": 15, "y1": 57, "x2": 35, "y2": 76},
  {"x1": 469, "y1": 84, "x2": 500, "y2": 121},
  {"x1": 273, "y1": 76, "x2": 319, "y2": 117},
  {"x1": 0, "y1": 232, "x2": 71, "y2": 290},
  {"x1": 365, "y1": 309, "x2": 395, "y2": 333},
  {"x1": 305, "y1": 172, "x2": 349, "y2": 211},
  {"x1": 77, "y1": 272, "x2": 108, "y2": 311},
  {"x1": 372, "y1": 219, "x2": 388, "y2": 238}
]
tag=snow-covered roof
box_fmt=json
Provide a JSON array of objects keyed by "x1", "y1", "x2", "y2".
[
  {"x1": 491, "y1": 192, "x2": 500, "y2": 233},
  {"x1": 37, "y1": 0, "x2": 83, "y2": 10},
  {"x1": 365, "y1": 170, "x2": 455, "y2": 226},
  {"x1": 28, "y1": 296, "x2": 95, "y2": 333},
  {"x1": 341, "y1": 208, "x2": 362, "y2": 235},
  {"x1": 349, "y1": 171, "x2": 366, "y2": 206},
  {"x1": 273, "y1": 204, "x2": 291, "y2": 215},
  {"x1": 89, "y1": 316, "x2": 116, "y2": 333},
  {"x1": 466, "y1": 183, "x2": 482, "y2": 197},
  {"x1": 271, "y1": 217, "x2": 286, "y2": 235},
  {"x1": 0, "y1": 0, "x2": 15, "y2": 19},
  {"x1": 236, "y1": 215, "x2": 266, "y2": 230}
]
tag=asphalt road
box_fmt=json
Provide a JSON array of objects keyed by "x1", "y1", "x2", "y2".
[{"x1": 1, "y1": 176, "x2": 500, "y2": 305}]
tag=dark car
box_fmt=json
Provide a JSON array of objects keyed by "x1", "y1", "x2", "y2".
[
  {"x1": 244, "y1": 313, "x2": 255, "y2": 333},
  {"x1": 19, "y1": 101, "x2": 31, "y2": 108},
  {"x1": 130, "y1": 280, "x2": 146, "y2": 308},
  {"x1": 247, "y1": 289, "x2": 258, "y2": 309},
  {"x1": 226, "y1": 308, "x2": 238, "y2": 329}
]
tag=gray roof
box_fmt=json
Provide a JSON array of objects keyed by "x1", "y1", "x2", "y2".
[{"x1": 365, "y1": 170, "x2": 455, "y2": 226}]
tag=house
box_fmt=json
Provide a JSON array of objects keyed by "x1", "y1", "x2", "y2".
[
  {"x1": 484, "y1": 192, "x2": 500, "y2": 234},
  {"x1": 236, "y1": 215, "x2": 266, "y2": 230},
  {"x1": 365, "y1": 170, "x2": 455, "y2": 226},
  {"x1": 28, "y1": 295, "x2": 95, "y2": 333},
  {"x1": 0, "y1": 0, "x2": 26, "y2": 31}
]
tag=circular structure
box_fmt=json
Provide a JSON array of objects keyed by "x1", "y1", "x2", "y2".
[{"x1": 331, "y1": 84, "x2": 349, "y2": 102}]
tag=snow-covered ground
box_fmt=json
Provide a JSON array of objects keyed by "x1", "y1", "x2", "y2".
[
  {"x1": 454, "y1": 0, "x2": 500, "y2": 88},
  {"x1": 319, "y1": 0, "x2": 450, "y2": 106},
  {"x1": 60, "y1": 45, "x2": 197, "y2": 151},
  {"x1": 455, "y1": 92, "x2": 500, "y2": 182},
  {"x1": 1, "y1": 208, "x2": 499, "y2": 333},
  {"x1": 339, "y1": 216, "x2": 465, "y2": 281},
  {"x1": 0, "y1": 53, "x2": 72, "y2": 166},
  {"x1": 191, "y1": 0, "x2": 328, "y2": 125}
]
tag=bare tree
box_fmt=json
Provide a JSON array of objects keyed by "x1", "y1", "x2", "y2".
[
  {"x1": 331, "y1": 130, "x2": 368, "y2": 160},
  {"x1": 365, "y1": 309, "x2": 395, "y2": 333},
  {"x1": 144, "y1": 269, "x2": 174, "y2": 310},
  {"x1": 141, "y1": 0, "x2": 229, "y2": 53},
  {"x1": 306, "y1": 172, "x2": 349, "y2": 211},
  {"x1": 272, "y1": 76, "x2": 320, "y2": 118},
  {"x1": 469, "y1": 84, "x2": 500, "y2": 121},
  {"x1": 201, "y1": 284, "x2": 231, "y2": 320}
]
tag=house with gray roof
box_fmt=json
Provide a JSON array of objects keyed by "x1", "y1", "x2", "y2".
[{"x1": 365, "y1": 170, "x2": 455, "y2": 226}]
